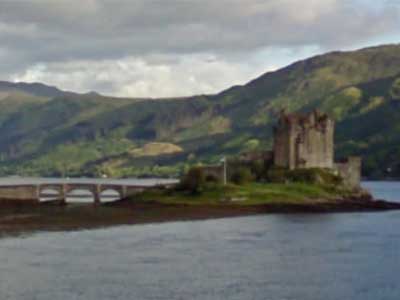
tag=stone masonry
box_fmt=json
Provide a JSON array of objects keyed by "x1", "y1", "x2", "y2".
[
  {"x1": 273, "y1": 110, "x2": 335, "y2": 170},
  {"x1": 334, "y1": 157, "x2": 362, "y2": 189}
]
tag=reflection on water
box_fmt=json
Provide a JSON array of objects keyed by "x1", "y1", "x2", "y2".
[{"x1": 0, "y1": 181, "x2": 400, "y2": 300}]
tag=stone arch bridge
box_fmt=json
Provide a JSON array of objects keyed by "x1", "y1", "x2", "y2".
[{"x1": 0, "y1": 182, "x2": 177, "y2": 204}]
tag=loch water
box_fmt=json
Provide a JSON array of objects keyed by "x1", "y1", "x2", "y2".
[{"x1": 1, "y1": 181, "x2": 400, "y2": 300}]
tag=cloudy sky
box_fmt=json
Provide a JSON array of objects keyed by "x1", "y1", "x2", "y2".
[{"x1": 1, "y1": 0, "x2": 400, "y2": 97}]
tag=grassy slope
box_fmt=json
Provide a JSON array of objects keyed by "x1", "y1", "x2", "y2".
[
  {"x1": 132, "y1": 183, "x2": 350, "y2": 206},
  {"x1": 1, "y1": 44, "x2": 400, "y2": 177}
]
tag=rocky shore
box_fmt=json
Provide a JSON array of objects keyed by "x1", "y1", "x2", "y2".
[{"x1": 0, "y1": 195, "x2": 400, "y2": 238}]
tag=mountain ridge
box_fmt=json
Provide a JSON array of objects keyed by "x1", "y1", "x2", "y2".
[{"x1": 1, "y1": 43, "x2": 400, "y2": 178}]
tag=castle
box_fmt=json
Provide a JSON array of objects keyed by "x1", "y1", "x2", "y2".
[
  {"x1": 200, "y1": 109, "x2": 361, "y2": 189},
  {"x1": 273, "y1": 110, "x2": 361, "y2": 188}
]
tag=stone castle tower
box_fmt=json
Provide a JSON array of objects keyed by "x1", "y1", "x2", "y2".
[{"x1": 273, "y1": 110, "x2": 334, "y2": 170}]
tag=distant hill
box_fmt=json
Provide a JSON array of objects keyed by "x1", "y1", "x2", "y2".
[
  {"x1": 1, "y1": 44, "x2": 400, "y2": 178},
  {"x1": 0, "y1": 81, "x2": 69, "y2": 99}
]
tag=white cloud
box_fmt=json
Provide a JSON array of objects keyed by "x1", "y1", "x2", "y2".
[
  {"x1": 1, "y1": 0, "x2": 400, "y2": 97},
  {"x1": 13, "y1": 54, "x2": 274, "y2": 97}
]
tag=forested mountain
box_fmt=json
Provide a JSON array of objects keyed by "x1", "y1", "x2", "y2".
[{"x1": 1, "y1": 44, "x2": 400, "y2": 178}]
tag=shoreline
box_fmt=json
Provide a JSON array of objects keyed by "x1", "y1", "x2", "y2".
[{"x1": 1, "y1": 197, "x2": 400, "y2": 238}]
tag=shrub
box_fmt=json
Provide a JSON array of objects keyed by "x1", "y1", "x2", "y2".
[
  {"x1": 315, "y1": 169, "x2": 343, "y2": 185},
  {"x1": 180, "y1": 167, "x2": 206, "y2": 194},
  {"x1": 267, "y1": 167, "x2": 288, "y2": 183},
  {"x1": 230, "y1": 167, "x2": 254, "y2": 185},
  {"x1": 228, "y1": 158, "x2": 271, "y2": 182},
  {"x1": 267, "y1": 167, "x2": 342, "y2": 185},
  {"x1": 205, "y1": 174, "x2": 220, "y2": 183},
  {"x1": 288, "y1": 168, "x2": 342, "y2": 185},
  {"x1": 249, "y1": 160, "x2": 266, "y2": 181},
  {"x1": 287, "y1": 169, "x2": 319, "y2": 183}
]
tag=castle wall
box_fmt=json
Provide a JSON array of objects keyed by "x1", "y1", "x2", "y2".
[
  {"x1": 334, "y1": 157, "x2": 362, "y2": 189},
  {"x1": 273, "y1": 123, "x2": 291, "y2": 168},
  {"x1": 297, "y1": 118, "x2": 334, "y2": 169},
  {"x1": 273, "y1": 110, "x2": 334, "y2": 170}
]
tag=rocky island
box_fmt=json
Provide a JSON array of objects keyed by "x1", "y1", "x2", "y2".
[{"x1": 1, "y1": 110, "x2": 400, "y2": 238}]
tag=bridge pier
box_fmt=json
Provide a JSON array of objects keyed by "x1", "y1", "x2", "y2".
[
  {"x1": 94, "y1": 185, "x2": 101, "y2": 205},
  {"x1": 61, "y1": 184, "x2": 67, "y2": 203},
  {"x1": 122, "y1": 185, "x2": 127, "y2": 199},
  {"x1": 35, "y1": 185, "x2": 40, "y2": 201}
]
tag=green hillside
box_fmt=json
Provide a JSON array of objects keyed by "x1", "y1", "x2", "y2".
[{"x1": 1, "y1": 44, "x2": 400, "y2": 178}]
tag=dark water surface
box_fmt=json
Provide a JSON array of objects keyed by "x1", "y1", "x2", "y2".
[{"x1": 1, "y1": 181, "x2": 400, "y2": 300}]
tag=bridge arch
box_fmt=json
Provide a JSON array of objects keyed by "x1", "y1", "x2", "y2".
[
  {"x1": 64, "y1": 185, "x2": 96, "y2": 203},
  {"x1": 99, "y1": 185, "x2": 124, "y2": 203},
  {"x1": 99, "y1": 189, "x2": 121, "y2": 203},
  {"x1": 38, "y1": 185, "x2": 63, "y2": 202}
]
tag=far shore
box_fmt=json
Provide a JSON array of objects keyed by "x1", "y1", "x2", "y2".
[{"x1": 1, "y1": 196, "x2": 400, "y2": 238}]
